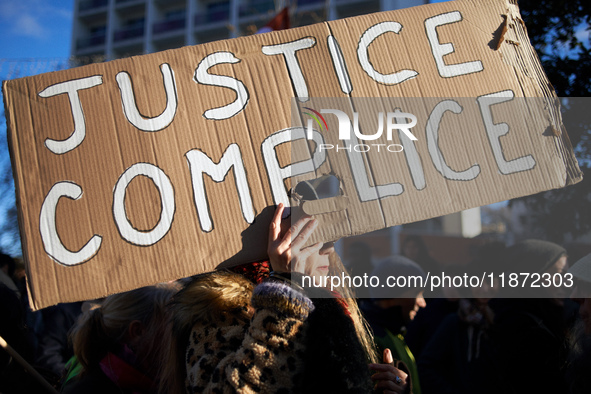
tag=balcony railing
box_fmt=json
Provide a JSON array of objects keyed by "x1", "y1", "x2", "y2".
[
  {"x1": 298, "y1": 0, "x2": 323, "y2": 6},
  {"x1": 239, "y1": 0, "x2": 274, "y2": 17},
  {"x1": 113, "y1": 25, "x2": 144, "y2": 41},
  {"x1": 79, "y1": 0, "x2": 108, "y2": 12},
  {"x1": 194, "y1": 9, "x2": 230, "y2": 25},
  {"x1": 76, "y1": 33, "x2": 107, "y2": 50},
  {"x1": 153, "y1": 17, "x2": 186, "y2": 35}
]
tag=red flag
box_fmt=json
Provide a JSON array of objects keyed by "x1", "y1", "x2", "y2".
[{"x1": 257, "y1": 7, "x2": 290, "y2": 33}]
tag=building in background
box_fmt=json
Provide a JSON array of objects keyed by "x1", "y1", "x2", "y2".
[{"x1": 71, "y1": 0, "x2": 428, "y2": 62}]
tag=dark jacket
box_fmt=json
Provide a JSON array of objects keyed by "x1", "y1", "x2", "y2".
[
  {"x1": 418, "y1": 311, "x2": 502, "y2": 394},
  {"x1": 406, "y1": 298, "x2": 459, "y2": 360},
  {"x1": 36, "y1": 302, "x2": 83, "y2": 377},
  {"x1": 492, "y1": 298, "x2": 568, "y2": 394}
]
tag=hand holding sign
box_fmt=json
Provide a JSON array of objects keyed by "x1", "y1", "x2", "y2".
[{"x1": 267, "y1": 203, "x2": 323, "y2": 274}]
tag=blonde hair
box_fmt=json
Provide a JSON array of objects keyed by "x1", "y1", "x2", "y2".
[
  {"x1": 329, "y1": 252, "x2": 380, "y2": 364},
  {"x1": 160, "y1": 270, "x2": 254, "y2": 394},
  {"x1": 70, "y1": 284, "x2": 178, "y2": 377}
]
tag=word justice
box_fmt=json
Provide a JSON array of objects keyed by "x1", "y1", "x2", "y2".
[{"x1": 39, "y1": 10, "x2": 483, "y2": 155}]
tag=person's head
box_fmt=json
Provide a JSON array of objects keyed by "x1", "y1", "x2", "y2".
[
  {"x1": 279, "y1": 187, "x2": 380, "y2": 363},
  {"x1": 470, "y1": 278, "x2": 497, "y2": 304},
  {"x1": 305, "y1": 242, "x2": 335, "y2": 280},
  {"x1": 370, "y1": 256, "x2": 427, "y2": 323},
  {"x1": 12, "y1": 258, "x2": 26, "y2": 282},
  {"x1": 569, "y1": 253, "x2": 591, "y2": 334},
  {"x1": 506, "y1": 239, "x2": 568, "y2": 302},
  {"x1": 172, "y1": 270, "x2": 254, "y2": 326},
  {"x1": 375, "y1": 290, "x2": 426, "y2": 323},
  {"x1": 70, "y1": 283, "x2": 178, "y2": 380},
  {"x1": 0, "y1": 253, "x2": 16, "y2": 278},
  {"x1": 160, "y1": 270, "x2": 254, "y2": 394}
]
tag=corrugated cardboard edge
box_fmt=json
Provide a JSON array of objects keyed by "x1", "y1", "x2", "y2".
[
  {"x1": 2, "y1": 80, "x2": 39, "y2": 310},
  {"x1": 504, "y1": 0, "x2": 582, "y2": 186}
]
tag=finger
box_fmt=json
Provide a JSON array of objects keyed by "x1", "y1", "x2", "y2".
[
  {"x1": 370, "y1": 366, "x2": 408, "y2": 383},
  {"x1": 290, "y1": 219, "x2": 319, "y2": 251},
  {"x1": 369, "y1": 364, "x2": 402, "y2": 372},
  {"x1": 299, "y1": 242, "x2": 323, "y2": 259},
  {"x1": 370, "y1": 371, "x2": 398, "y2": 382},
  {"x1": 292, "y1": 242, "x2": 323, "y2": 273},
  {"x1": 384, "y1": 348, "x2": 394, "y2": 364},
  {"x1": 268, "y1": 203, "x2": 284, "y2": 244},
  {"x1": 372, "y1": 372, "x2": 407, "y2": 385},
  {"x1": 278, "y1": 217, "x2": 313, "y2": 251}
]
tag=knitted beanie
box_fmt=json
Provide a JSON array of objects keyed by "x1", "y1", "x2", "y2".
[
  {"x1": 506, "y1": 239, "x2": 566, "y2": 274},
  {"x1": 369, "y1": 255, "x2": 426, "y2": 299},
  {"x1": 251, "y1": 277, "x2": 315, "y2": 319}
]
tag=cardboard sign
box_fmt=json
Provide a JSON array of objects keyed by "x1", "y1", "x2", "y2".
[{"x1": 2, "y1": 0, "x2": 582, "y2": 310}]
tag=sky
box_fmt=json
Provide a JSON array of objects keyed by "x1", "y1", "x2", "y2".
[
  {"x1": 0, "y1": 0, "x2": 450, "y2": 64},
  {"x1": 0, "y1": 0, "x2": 73, "y2": 61},
  {"x1": 0, "y1": 0, "x2": 74, "y2": 254}
]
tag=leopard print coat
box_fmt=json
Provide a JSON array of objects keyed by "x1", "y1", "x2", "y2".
[{"x1": 185, "y1": 278, "x2": 313, "y2": 394}]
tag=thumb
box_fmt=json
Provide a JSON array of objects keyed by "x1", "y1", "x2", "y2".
[{"x1": 383, "y1": 348, "x2": 394, "y2": 364}]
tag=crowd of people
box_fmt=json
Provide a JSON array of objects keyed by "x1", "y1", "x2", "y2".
[{"x1": 1, "y1": 203, "x2": 591, "y2": 394}]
